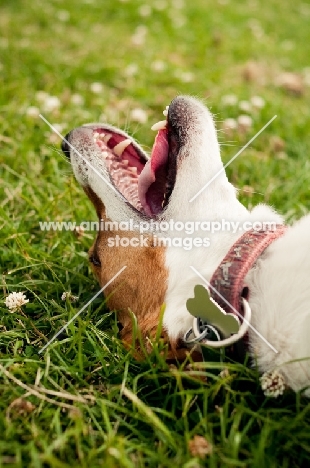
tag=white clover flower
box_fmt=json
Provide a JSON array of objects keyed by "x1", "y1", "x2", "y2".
[
  {"x1": 171, "y1": 14, "x2": 186, "y2": 28},
  {"x1": 90, "y1": 82, "x2": 104, "y2": 94},
  {"x1": 250, "y1": 95, "x2": 265, "y2": 109},
  {"x1": 124, "y1": 63, "x2": 139, "y2": 77},
  {"x1": 131, "y1": 25, "x2": 148, "y2": 46},
  {"x1": 61, "y1": 292, "x2": 79, "y2": 303},
  {"x1": 130, "y1": 108, "x2": 148, "y2": 124},
  {"x1": 25, "y1": 106, "x2": 40, "y2": 118},
  {"x1": 260, "y1": 369, "x2": 286, "y2": 397},
  {"x1": 42, "y1": 96, "x2": 61, "y2": 113},
  {"x1": 221, "y1": 94, "x2": 238, "y2": 106},
  {"x1": 239, "y1": 100, "x2": 252, "y2": 113},
  {"x1": 248, "y1": 19, "x2": 264, "y2": 39},
  {"x1": 178, "y1": 71, "x2": 194, "y2": 83},
  {"x1": 57, "y1": 10, "x2": 70, "y2": 22},
  {"x1": 4, "y1": 292, "x2": 29, "y2": 313},
  {"x1": 51, "y1": 123, "x2": 66, "y2": 133},
  {"x1": 151, "y1": 60, "x2": 166, "y2": 73},
  {"x1": 222, "y1": 118, "x2": 237, "y2": 133},
  {"x1": 35, "y1": 91, "x2": 49, "y2": 102},
  {"x1": 237, "y1": 114, "x2": 253, "y2": 131},
  {"x1": 71, "y1": 94, "x2": 85, "y2": 106},
  {"x1": 138, "y1": 4, "x2": 152, "y2": 17}
]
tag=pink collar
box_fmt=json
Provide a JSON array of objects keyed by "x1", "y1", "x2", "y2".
[{"x1": 210, "y1": 226, "x2": 287, "y2": 319}]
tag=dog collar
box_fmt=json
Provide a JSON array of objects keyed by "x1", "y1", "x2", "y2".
[
  {"x1": 210, "y1": 225, "x2": 287, "y2": 316},
  {"x1": 184, "y1": 226, "x2": 287, "y2": 361}
]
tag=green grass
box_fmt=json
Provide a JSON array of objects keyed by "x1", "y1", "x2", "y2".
[{"x1": 1, "y1": 0, "x2": 310, "y2": 466}]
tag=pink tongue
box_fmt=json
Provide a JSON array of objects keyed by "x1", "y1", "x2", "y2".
[{"x1": 138, "y1": 129, "x2": 169, "y2": 216}]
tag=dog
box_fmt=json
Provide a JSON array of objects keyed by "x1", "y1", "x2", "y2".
[{"x1": 62, "y1": 95, "x2": 310, "y2": 396}]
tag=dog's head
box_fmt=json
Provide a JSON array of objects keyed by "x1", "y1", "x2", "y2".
[{"x1": 62, "y1": 96, "x2": 241, "y2": 359}]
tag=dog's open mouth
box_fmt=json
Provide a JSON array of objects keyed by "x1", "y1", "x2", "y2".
[{"x1": 90, "y1": 108, "x2": 178, "y2": 218}]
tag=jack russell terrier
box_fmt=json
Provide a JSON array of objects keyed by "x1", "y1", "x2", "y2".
[{"x1": 62, "y1": 95, "x2": 310, "y2": 396}]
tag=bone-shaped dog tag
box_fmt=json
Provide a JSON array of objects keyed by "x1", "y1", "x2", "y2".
[{"x1": 186, "y1": 285, "x2": 240, "y2": 337}]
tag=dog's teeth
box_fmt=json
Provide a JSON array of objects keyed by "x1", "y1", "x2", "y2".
[
  {"x1": 151, "y1": 120, "x2": 167, "y2": 131},
  {"x1": 163, "y1": 106, "x2": 169, "y2": 117},
  {"x1": 102, "y1": 134, "x2": 112, "y2": 143},
  {"x1": 129, "y1": 167, "x2": 138, "y2": 174},
  {"x1": 113, "y1": 138, "x2": 132, "y2": 156},
  {"x1": 93, "y1": 131, "x2": 100, "y2": 140}
]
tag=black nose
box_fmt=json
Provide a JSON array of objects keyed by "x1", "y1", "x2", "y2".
[{"x1": 61, "y1": 133, "x2": 71, "y2": 159}]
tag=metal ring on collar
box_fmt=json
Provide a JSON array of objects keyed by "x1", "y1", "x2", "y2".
[
  {"x1": 184, "y1": 298, "x2": 251, "y2": 348},
  {"x1": 184, "y1": 323, "x2": 221, "y2": 344}
]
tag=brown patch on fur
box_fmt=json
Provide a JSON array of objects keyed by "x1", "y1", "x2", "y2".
[{"x1": 91, "y1": 228, "x2": 167, "y2": 345}]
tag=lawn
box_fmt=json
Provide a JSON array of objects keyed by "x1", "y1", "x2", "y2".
[{"x1": 1, "y1": 0, "x2": 310, "y2": 466}]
